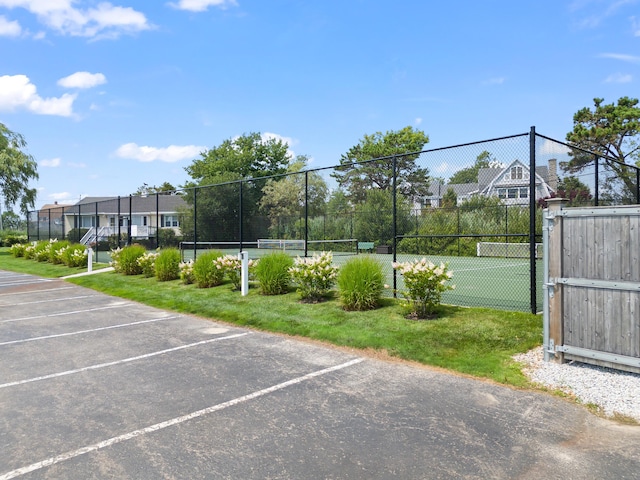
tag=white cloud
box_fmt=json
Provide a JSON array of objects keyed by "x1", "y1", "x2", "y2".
[
  {"x1": 40, "y1": 157, "x2": 61, "y2": 167},
  {"x1": 0, "y1": 14, "x2": 21, "y2": 36},
  {"x1": 49, "y1": 192, "x2": 73, "y2": 202},
  {"x1": 115, "y1": 143, "x2": 205, "y2": 163},
  {"x1": 539, "y1": 139, "x2": 571, "y2": 156},
  {"x1": 0, "y1": 74, "x2": 76, "y2": 116},
  {"x1": 0, "y1": 0, "x2": 151, "y2": 39},
  {"x1": 58, "y1": 71, "x2": 107, "y2": 89},
  {"x1": 169, "y1": 0, "x2": 238, "y2": 12},
  {"x1": 604, "y1": 72, "x2": 632, "y2": 83},
  {"x1": 598, "y1": 53, "x2": 640, "y2": 63},
  {"x1": 414, "y1": 117, "x2": 423, "y2": 126}
]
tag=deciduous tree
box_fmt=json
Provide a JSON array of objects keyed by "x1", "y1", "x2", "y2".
[{"x1": 0, "y1": 123, "x2": 38, "y2": 214}]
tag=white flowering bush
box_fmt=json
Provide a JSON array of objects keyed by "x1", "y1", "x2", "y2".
[
  {"x1": 109, "y1": 247, "x2": 123, "y2": 273},
  {"x1": 34, "y1": 239, "x2": 57, "y2": 262},
  {"x1": 61, "y1": 244, "x2": 88, "y2": 268},
  {"x1": 392, "y1": 258, "x2": 454, "y2": 318},
  {"x1": 9, "y1": 242, "x2": 26, "y2": 258},
  {"x1": 213, "y1": 254, "x2": 258, "y2": 291},
  {"x1": 23, "y1": 241, "x2": 39, "y2": 259},
  {"x1": 289, "y1": 251, "x2": 339, "y2": 302},
  {"x1": 179, "y1": 260, "x2": 195, "y2": 285},
  {"x1": 137, "y1": 251, "x2": 159, "y2": 278}
]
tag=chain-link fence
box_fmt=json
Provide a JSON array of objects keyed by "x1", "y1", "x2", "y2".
[{"x1": 28, "y1": 130, "x2": 640, "y2": 313}]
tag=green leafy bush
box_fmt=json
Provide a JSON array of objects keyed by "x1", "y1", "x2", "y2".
[
  {"x1": 138, "y1": 251, "x2": 159, "y2": 278},
  {"x1": 50, "y1": 240, "x2": 70, "y2": 264},
  {"x1": 117, "y1": 245, "x2": 147, "y2": 275},
  {"x1": 61, "y1": 243, "x2": 88, "y2": 267},
  {"x1": 254, "y1": 252, "x2": 293, "y2": 295},
  {"x1": 155, "y1": 248, "x2": 181, "y2": 282},
  {"x1": 193, "y1": 250, "x2": 224, "y2": 288},
  {"x1": 9, "y1": 242, "x2": 26, "y2": 257},
  {"x1": 393, "y1": 258, "x2": 455, "y2": 318},
  {"x1": 23, "y1": 241, "x2": 38, "y2": 259},
  {"x1": 2, "y1": 233, "x2": 27, "y2": 247},
  {"x1": 337, "y1": 256, "x2": 384, "y2": 311},
  {"x1": 289, "y1": 251, "x2": 338, "y2": 301},
  {"x1": 179, "y1": 260, "x2": 195, "y2": 285},
  {"x1": 34, "y1": 239, "x2": 54, "y2": 262}
]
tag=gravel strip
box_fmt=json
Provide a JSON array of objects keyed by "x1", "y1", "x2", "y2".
[{"x1": 514, "y1": 347, "x2": 640, "y2": 422}]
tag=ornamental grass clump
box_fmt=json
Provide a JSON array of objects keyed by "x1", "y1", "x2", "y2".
[
  {"x1": 137, "y1": 251, "x2": 159, "y2": 278},
  {"x1": 337, "y1": 256, "x2": 384, "y2": 311},
  {"x1": 155, "y1": 248, "x2": 181, "y2": 281},
  {"x1": 254, "y1": 252, "x2": 293, "y2": 295},
  {"x1": 393, "y1": 258, "x2": 454, "y2": 318},
  {"x1": 193, "y1": 250, "x2": 224, "y2": 288},
  {"x1": 289, "y1": 251, "x2": 338, "y2": 302},
  {"x1": 116, "y1": 245, "x2": 146, "y2": 275}
]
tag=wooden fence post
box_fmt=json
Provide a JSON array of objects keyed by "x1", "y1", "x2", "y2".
[{"x1": 547, "y1": 198, "x2": 568, "y2": 363}]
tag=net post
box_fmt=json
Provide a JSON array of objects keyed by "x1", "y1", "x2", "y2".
[
  {"x1": 529, "y1": 126, "x2": 537, "y2": 314},
  {"x1": 239, "y1": 251, "x2": 249, "y2": 296}
]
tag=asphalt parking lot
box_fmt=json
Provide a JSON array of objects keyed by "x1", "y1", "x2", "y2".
[{"x1": 1, "y1": 270, "x2": 639, "y2": 479}]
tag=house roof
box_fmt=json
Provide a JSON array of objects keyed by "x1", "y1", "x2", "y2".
[{"x1": 64, "y1": 195, "x2": 187, "y2": 215}]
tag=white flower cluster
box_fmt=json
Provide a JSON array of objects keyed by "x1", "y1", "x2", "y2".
[
  {"x1": 213, "y1": 254, "x2": 258, "y2": 290},
  {"x1": 179, "y1": 260, "x2": 195, "y2": 285},
  {"x1": 392, "y1": 258, "x2": 454, "y2": 317},
  {"x1": 289, "y1": 251, "x2": 338, "y2": 301},
  {"x1": 137, "y1": 251, "x2": 159, "y2": 277},
  {"x1": 109, "y1": 247, "x2": 123, "y2": 272}
]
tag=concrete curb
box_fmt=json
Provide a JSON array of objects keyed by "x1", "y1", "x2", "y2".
[{"x1": 61, "y1": 267, "x2": 115, "y2": 279}]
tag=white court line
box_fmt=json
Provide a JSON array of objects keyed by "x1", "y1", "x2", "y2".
[
  {"x1": 0, "y1": 286, "x2": 74, "y2": 297},
  {"x1": 0, "y1": 303, "x2": 130, "y2": 324},
  {"x1": 454, "y1": 262, "x2": 529, "y2": 273},
  {"x1": 0, "y1": 357, "x2": 362, "y2": 480},
  {"x1": 2, "y1": 295, "x2": 98, "y2": 307},
  {"x1": 0, "y1": 316, "x2": 178, "y2": 346},
  {"x1": 0, "y1": 332, "x2": 249, "y2": 389}
]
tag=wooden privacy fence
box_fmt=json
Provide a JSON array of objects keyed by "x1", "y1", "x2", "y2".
[{"x1": 543, "y1": 199, "x2": 640, "y2": 374}]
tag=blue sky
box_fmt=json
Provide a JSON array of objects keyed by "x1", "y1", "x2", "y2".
[{"x1": 1, "y1": 0, "x2": 639, "y2": 209}]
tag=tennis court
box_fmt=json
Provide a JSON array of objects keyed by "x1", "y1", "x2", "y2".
[{"x1": 178, "y1": 241, "x2": 542, "y2": 312}]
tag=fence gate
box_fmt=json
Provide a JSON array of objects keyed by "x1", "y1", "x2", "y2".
[{"x1": 543, "y1": 199, "x2": 640, "y2": 374}]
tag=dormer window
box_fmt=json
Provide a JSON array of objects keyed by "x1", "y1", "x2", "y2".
[{"x1": 511, "y1": 166, "x2": 523, "y2": 180}]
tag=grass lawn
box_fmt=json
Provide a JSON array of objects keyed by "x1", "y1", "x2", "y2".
[{"x1": 0, "y1": 248, "x2": 542, "y2": 387}]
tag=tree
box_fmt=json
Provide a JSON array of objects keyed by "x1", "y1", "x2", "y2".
[
  {"x1": 448, "y1": 150, "x2": 495, "y2": 184},
  {"x1": 564, "y1": 97, "x2": 640, "y2": 197},
  {"x1": 133, "y1": 182, "x2": 177, "y2": 196},
  {"x1": 0, "y1": 123, "x2": 38, "y2": 215},
  {"x1": 442, "y1": 188, "x2": 457, "y2": 208},
  {"x1": 259, "y1": 158, "x2": 328, "y2": 238},
  {"x1": 182, "y1": 133, "x2": 295, "y2": 241},
  {"x1": 331, "y1": 126, "x2": 430, "y2": 204},
  {"x1": 538, "y1": 176, "x2": 592, "y2": 208},
  {"x1": 1, "y1": 210, "x2": 24, "y2": 230}
]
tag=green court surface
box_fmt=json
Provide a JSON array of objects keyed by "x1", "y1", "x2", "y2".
[{"x1": 178, "y1": 246, "x2": 543, "y2": 313}]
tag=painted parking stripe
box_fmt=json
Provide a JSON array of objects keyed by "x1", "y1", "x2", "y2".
[
  {"x1": 1, "y1": 295, "x2": 98, "y2": 307},
  {"x1": 0, "y1": 279, "x2": 51, "y2": 288},
  {"x1": 0, "y1": 286, "x2": 75, "y2": 297},
  {"x1": 0, "y1": 303, "x2": 130, "y2": 324},
  {"x1": 0, "y1": 357, "x2": 363, "y2": 480},
  {"x1": 0, "y1": 332, "x2": 250, "y2": 389},
  {"x1": 0, "y1": 316, "x2": 179, "y2": 346}
]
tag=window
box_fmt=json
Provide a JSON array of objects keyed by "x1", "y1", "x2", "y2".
[
  {"x1": 510, "y1": 166, "x2": 523, "y2": 179},
  {"x1": 162, "y1": 215, "x2": 179, "y2": 227},
  {"x1": 497, "y1": 188, "x2": 507, "y2": 199},
  {"x1": 507, "y1": 188, "x2": 518, "y2": 199},
  {"x1": 519, "y1": 188, "x2": 529, "y2": 199}
]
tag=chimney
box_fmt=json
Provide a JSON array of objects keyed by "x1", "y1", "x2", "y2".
[
  {"x1": 54, "y1": 201, "x2": 58, "y2": 205},
  {"x1": 548, "y1": 159, "x2": 558, "y2": 192}
]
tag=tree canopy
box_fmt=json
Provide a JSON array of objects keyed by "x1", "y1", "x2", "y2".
[
  {"x1": 448, "y1": 151, "x2": 495, "y2": 184},
  {"x1": 0, "y1": 123, "x2": 38, "y2": 214},
  {"x1": 133, "y1": 182, "x2": 177, "y2": 196},
  {"x1": 331, "y1": 126, "x2": 431, "y2": 203},
  {"x1": 564, "y1": 97, "x2": 640, "y2": 197}
]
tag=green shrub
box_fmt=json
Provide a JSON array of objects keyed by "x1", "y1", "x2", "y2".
[
  {"x1": 179, "y1": 260, "x2": 195, "y2": 285},
  {"x1": 50, "y1": 240, "x2": 70, "y2": 264},
  {"x1": 23, "y1": 241, "x2": 38, "y2": 259},
  {"x1": 289, "y1": 251, "x2": 338, "y2": 301},
  {"x1": 155, "y1": 248, "x2": 181, "y2": 281},
  {"x1": 2, "y1": 233, "x2": 27, "y2": 247},
  {"x1": 118, "y1": 245, "x2": 147, "y2": 275},
  {"x1": 254, "y1": 252, "x2": 294, "y2": 295},
  {"x1": 34, "y1": 239, "x2": 54, "y2": 262},
  {"x1": 138, "y1": 251, "x2": 159, "y2": 278},
  {"x1": 158, "y1": 228, "x2": 180, "y2": 248},
  {"x1": 9, "y1": 242, "x2": 26, "y2": 257},
  {"x1": 62, "y1": 243, "x2": 88, "y2": 267},
  {"x1": 193, "y1": 250, "x2": 224, "y2": 288},
  {"x1": 337, "y1": 256, "x2": 384, "y2": 311},
  {"x1": 393, "y1": 258, "x2": 455, "y2": 318}
]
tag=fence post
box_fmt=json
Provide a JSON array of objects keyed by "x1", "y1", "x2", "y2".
[
  {"x1": 117, "y1": 196, "x2": 121, "y2": 248},
  {"x1": 239, "y1": 181, "x2": 243, "y2": 252},
  {"x1": 156, "y1": 192, "x2": 160, "y2": 249},
  {"x1": 304, "y1": 171, "x2": 309, "y2": 258},
  {"x1": 128, "y1": 195, "x2": 132, "y2": 246},
  {"x1": 594, "y1": 156, "x2": 599, "y2": 206},
  {"x1": 392, "y1": 155, "x2": 398, "y2": 297},
  {"x1": 546, "y1": 197, "x2": 567, "y2": 363},
  {"x1": 193, "y1": 188, "x2": 197, "y2": 261},
  {"x1": 529, "y1": 126, "x2": 537, "y2": 314}
]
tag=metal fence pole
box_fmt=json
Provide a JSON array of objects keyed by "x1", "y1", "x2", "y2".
[
  {"x1": 193, "y1": 188, "x2": 197, "y2": 261},
  {"x1": 117, "y1": 196, "x2": 121, "y2": 248},
  {"x1": 392, "y1": 155, "x2": 397, "y2": 297},
  {"x1": 594, "y1": 156, "x2": 599, "y2": 206},
  {"x1": 239, "y1": 181, "x2": 243, "y2": 252},
  {"x1": 636, "y1": 168, "x2": 640, "y2": 204},
  {"x1": 156, "y1": 192, "x2": 160, "y2": 249},
  {"x1": 529, "y1": 126, "x2": 537, "y2": 314},
  {"x1": 128, "y1": 195, "x2": 132, "y2": 245},
  {"x1": 304, "y1": 171, "x2": 309, "y2": 257}
]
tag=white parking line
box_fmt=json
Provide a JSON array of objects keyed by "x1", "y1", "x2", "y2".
[
  {"x1": 0, "y1": 357, "x2": 363, "y2": 480},
  {"x1": 0, "y1": 286, "x2": 74, "y2": 297},
  {"x1": 0, "y1": 316, "x2": 178, "y2": 346},
  {"x1": 0, "y1": 279, "x2": 51, "y2": 287},
  {"x1": 0, "y1": 303, "x2": 130, "y2": 324},
  {"x1": 0, "y1": 332, "x2": 250, "y2": 389},
  {"x1": 1, "y1": 295, "x2": 98, "y2": 307}
]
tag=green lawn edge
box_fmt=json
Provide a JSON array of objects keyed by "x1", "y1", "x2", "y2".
[{"x1": 0, "y1": 249, "x2": 542, "y2": 387}]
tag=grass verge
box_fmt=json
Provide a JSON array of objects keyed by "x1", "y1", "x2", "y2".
[{"x1": 0, "y1": 249, "x2": 541, "y2": 387}]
